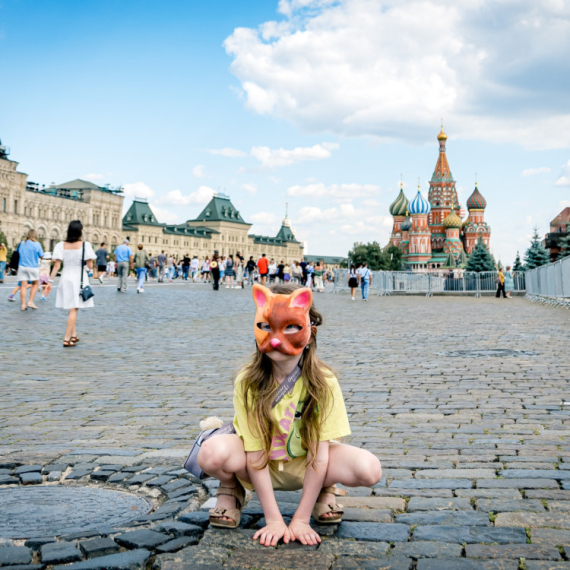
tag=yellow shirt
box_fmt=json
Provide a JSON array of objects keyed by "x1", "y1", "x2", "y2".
[
  {"x1": 0, "y1": 248, "x2": 6, "y2": 263},
  {"x1": 233, "y1": 370, "x2": 351, "y2": 461}
]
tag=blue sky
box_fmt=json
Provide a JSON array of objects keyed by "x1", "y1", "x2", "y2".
[{"x1": 2, "y1": 0, "x2": 569, "y2": 263}]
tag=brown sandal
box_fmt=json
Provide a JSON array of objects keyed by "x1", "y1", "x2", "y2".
[
  {"x1": 312, "y1": 486, "x2": 347, "y2": 524},
  {"x1": 209, "y1": 481, "x2": 246, "y2": 529},
  {"x1": 63, "y1": 339, "x2": 76, "y2": 348},
  {"x1": 70, "y1": 336, "x2": 80, "y2": 343}
]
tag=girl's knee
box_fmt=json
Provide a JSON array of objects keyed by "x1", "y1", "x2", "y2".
[
  {"x1": 357, "y1": 454, "x2": 382, "y2": 487},
  {"x1": 197, "y1": 438, "x2": 228, "y2": 471}
]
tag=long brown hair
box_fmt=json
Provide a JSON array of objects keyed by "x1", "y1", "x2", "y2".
[{"x1": 239, "y1": 283, "x2": 334, "y2": 470}]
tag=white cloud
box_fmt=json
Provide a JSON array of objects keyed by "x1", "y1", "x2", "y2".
[
  {"x1": 287, "y1": 182, "x2": 380, "y2": 199},
  {"x1": 224, "y1": 0, "x2": 570, "y2": 149},
  {"x1": 522, "y1": 167, "x2": 551, "y2": 176},
  {"x1": 148, "y1": 204, "x2": 180, "y2": 224},
  {"x1": 83, "y1": 173, "x2": 104, "y2": 181},
  {"x1": 192, "y1": 165, "x2": 206, "y2": 178},
  {"x1": 206, "y1": 147, "x2": 247, "y2": 158},
  {"x1": 122, "y1": 182, "x2": 155, "y2": 200},
  {"x1": 555, "y1": 160, "x2": 570, "y2": 186},
  {"x1": 157, "y1": 186, "x2": 214, "y2": 206},
  {"x1": 250, "y1": 143, "x2": 339, "y2": 168},
  {"x1": 242, "y1": 183, "x2": 258, "y2": 194}
]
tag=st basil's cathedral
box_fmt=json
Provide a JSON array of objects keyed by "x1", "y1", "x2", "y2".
[{"x1": 388, "y1": 126, "x2": 491, "y2": 270}]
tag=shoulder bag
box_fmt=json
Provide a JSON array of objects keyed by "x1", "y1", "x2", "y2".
[
  {"x1": 184, "y1": 364, "x2": 302, "y2": 479},
  {"x1": 79, "y1": 243, "x2": 95, "y2": 302}
]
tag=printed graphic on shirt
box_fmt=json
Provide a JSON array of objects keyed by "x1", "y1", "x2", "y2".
[{"x1": 269, "y1": 399, "x2": 306, "y2": 460}]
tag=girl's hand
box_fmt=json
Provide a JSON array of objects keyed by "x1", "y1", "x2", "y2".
[
  {"x1": 253, "y1": 519, "x2": 291, "y2": 547},
  {"x1": 288, "y1": 518, "x2": 322, "y2": 546}
]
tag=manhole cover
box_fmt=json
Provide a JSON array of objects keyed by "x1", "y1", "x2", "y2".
[
  {"x1": 0, "y1": 486, "x2": 153, "y2": 539},
  {"x1": 442, "y1": 349, "x2": 539, "y2": 358}
]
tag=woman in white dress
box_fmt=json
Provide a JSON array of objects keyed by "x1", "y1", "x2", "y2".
[{"x1": 46, "y1": 221, "x2": 96, "y2": 347}]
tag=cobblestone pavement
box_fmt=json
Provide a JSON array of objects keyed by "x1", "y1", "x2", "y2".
[{"x1": 1, "y1": 278, "x2": 570, "y2": 569}]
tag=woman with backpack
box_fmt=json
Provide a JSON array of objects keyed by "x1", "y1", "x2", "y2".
[{"x1": 16, "y1": 229, "x2": 44, "y2": 310}]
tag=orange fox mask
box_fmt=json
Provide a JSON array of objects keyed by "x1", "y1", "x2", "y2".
[{"x1": 252, "y1": 284, "x2": 313, "y2": 355}]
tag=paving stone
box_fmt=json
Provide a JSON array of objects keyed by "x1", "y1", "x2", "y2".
[
  {"x1": 465, "y1": 543, "x2": 561, "y2": 560},
  {"x1": 331, "y1": 558, "x2": 412, "y2": 570},
  {"x1": 40, "y1": 542, "x2": 82, "y2": 564},
  {"x1": 417, "y1": 559, "x2": 519, "y2": 570},
  {"x1": 455, "y1": 489, "x2": 522, "y2": 499},
  {"x1": 341, "y1": 497, "x2": 406, "y2": 510},
  {"x1": 476, "y1": 478, "x2": 559, "y2": 489},
  {"x1": 525, "y1": 564, "x2": 570, "y2": 570},
  {"x1": 79, "y1": 538, "x2": 120, "y2": 559},
  {"x1": 531, "y1": 529, "x2": 570, "y2": 545},
  {"x1": 336, "y1": 522, "x2": 410, "y2": 542},
  {"x1": 373, "y1": 489, "x2": 453, "y2": 498},
  {"x1": 407, "y1": 497, "x2": 473, "y2": 511},
  {"x1": 500, "y1": 469, "x2": 570, "y2": 479},
  {"x1": 107, "y1": 472, "x2": 130, "y2": 483},
  {"x1": 161, "y1": 479, "x2": 193, "y2": 493},
  {"x1": 154, "y1": 546, "x2": 234, "y2": 569},
  {"x1": 225, "y1": 549, "x2": 335, "y2": 569},
  {"x1": 177, "y1": 512, "x2": 212, "y2": 529},
  {"x1": 496, "y1": 512, "x2": 570, "y2": 529},
  {"x1": 53, "y1": 549, "x2": 150, "y2": 570},
  {"x1": 47, "y1": 471, "x2": 62, "y2": 482},
  {"x1": 153, "y1": 522, "x2": 203, "y2": 538},
  {"x1": 396, "y1": 511, "x2": 490, "y2": 526},
  {"x1": 0, "y1": 475, "x2": 19, "y2": 485},
  {"x1": 14, "y1": 465, "x2": 42, "y2": 475},
  {"x1": 90, "y1": 471, "x2": 115, "y2": 481},
  {"x1": 342, "y1": 508, "x2": 392, "y2": 522},
  {"x1": 42, "y1": 464, "x2": 67, "y2": 474},
  {"x1": 0, "y1": 547, "x2": 33, "y2": 566},
  {"x1": 0, "y1": 566, "x2": 43, "y2": 570},
  {"x1": 18, "y1": 472, "x2": 43, "y2": 485},
  {"x1": 24, "y1": 538, "x2": 56, "y2": 549},
  {"x1": 114, "y1": 530, "x2": 170, "y2": 549},
  {"x1": 126, "y1": 473, "x2": 155, "y2": 485},
  {"x1": 526, "y1": 490, "x2": 570, "y2": 500},
  {"x1": 476, "y1": 499, "x2": 546, "y2": 512},
  {"x1": 548, "y1": 501, "x2": 570, "y2": 512},
  {"x1": 392, "y1": 541, "x2": 463, "y2": 558},
  {"x1": 166, "y1": 486, "x2": 198, "y2": 499},
  {"x1": 146, "y1": 475, "x2": 175, "y2": 487},
  {"x1": 155, "y1": 536, "x2": 199, "y2": 553},
  {"x1": 389, "y1": 479, "x2": 472, "y2": 489},
  {"x1": 412, "y1": 525, "x2": 527, "y2": 544},
  {"x1": 65, "y1": 469, "x2": 92, "y2": 480},
  {"x1": 318, "y1": 539, "x2": 390, "y2": 556},
  {"x1": 415, "y1": 469, "x2": 496, "y2": 479},
  {"x1": 199, "y1": 529, "x2": 268, "y2": 550}
]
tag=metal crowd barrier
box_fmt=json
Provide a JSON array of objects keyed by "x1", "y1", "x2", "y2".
[
  {"x1": 525, "y1": 256, "x2": 570, "y2": 308},
  {"x1": 332, "y1": 269, "x2": 527, "y2": 297}
]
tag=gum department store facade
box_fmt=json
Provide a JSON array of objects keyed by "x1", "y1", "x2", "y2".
[{"x1": 0, "y1": 140, "x2": 304, "y2": 264}]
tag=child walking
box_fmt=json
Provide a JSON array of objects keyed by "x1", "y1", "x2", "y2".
[{"x1": 197, "y1": 283, "x2": 382, "y2": 547}]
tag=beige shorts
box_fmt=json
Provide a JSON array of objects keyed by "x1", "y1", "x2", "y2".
[
  {"x1": 17, "y1": 266, "x2": 39, "y2": 282},
  {"x1": 237, "y1": 441, "x2": 340, "y2": 492}
]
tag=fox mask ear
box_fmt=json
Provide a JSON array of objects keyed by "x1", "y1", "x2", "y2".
[
  {"x1": 252, "y1": 284, "x2": 273, "y2": 308},
  {"x1": 289, "y1": 287, "x2": 312, "y2": 309}
]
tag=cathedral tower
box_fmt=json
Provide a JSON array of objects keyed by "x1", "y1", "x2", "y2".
[
  {"x1": 463, "y1": 183, "x2": 491, "y2": 253},
  {"x1": 389, "y1": 181, "x2": 409, "y2": 247},
  {"x1": 407, "y1": 184, "x2": 432, "y2": 267}
]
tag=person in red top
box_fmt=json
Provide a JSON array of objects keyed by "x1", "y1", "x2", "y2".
[{"x1": 257, "y1": 253, "x2": 269, "y2": 285}]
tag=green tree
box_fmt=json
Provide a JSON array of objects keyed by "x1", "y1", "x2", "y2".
[
  {"x1": 465, "y1": 237, "x2": 496, "y2": 272},
  {"x1": 513, "y1": 251, "x2": 523, "y2": 271},
  {"x1": 348, "y1": 241, "x2": 389, "y2": 270},
  {"x1": 524, "y1": 227, "x2": 550, "y2": 269}
]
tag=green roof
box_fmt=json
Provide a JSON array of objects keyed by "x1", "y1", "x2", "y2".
[
  {"x1": 276, "y1": 222, "x2": 299, "y2": 243},
  {"x1": 193, "y1": 194, "x2": 248, "y2": 225},
  {"x1": 55, "y1": 179, "x2": 122, "y2": 194},
  {"x1": 123, "y1": 200, "x2": 163, "y2": 226},
  {"x1": 305, "y1": 255, "x2": 345, "y2": 265}
]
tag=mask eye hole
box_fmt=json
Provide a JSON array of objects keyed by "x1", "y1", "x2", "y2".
[
  {"x1": 284, "y1": 324, "x2": 302, "y2": 334},
  {"x1": 257, "y1": 322, "x2": 271, "y2": 332}
]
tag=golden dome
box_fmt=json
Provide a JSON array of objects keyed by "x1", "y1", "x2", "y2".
[
  {"x1": 443, "y1": 208, "x2": 462, "y2": 229},
  {"x1": 437, "y1": 126, "x2": 448, "y2": 141}
]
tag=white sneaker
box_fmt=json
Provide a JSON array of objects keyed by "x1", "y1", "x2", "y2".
[
  {"x1": 98, "y1": 276, "x2": 104, "y2": 284},
  {"x1": 140, "y1": 289, "x2": 144, "y2": 293},
  {"x1": 351, "y1": 296, "x2": 355, "y2": 300},
  {"x1": 137, "y1": 287, "x2": 141, "y2": 293},
  {"x1": 225, "y1": 286, "x2": 230, "y2": 288}
]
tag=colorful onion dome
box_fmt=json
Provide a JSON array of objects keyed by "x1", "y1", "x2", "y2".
[
  {"x1": 437, "y1": 126, "x2": 448, "y2": 141},
  {"x1": 443, "y1": 208, "x2": 462, "y2": 229},
  {"x1": 401, "y1": 214, "x2": 412, "y2": 231},
  {"x1": 408, "y1": 189, "x2": 431, "y2": 215},
  {"x1": 467, "y1": 185, "x2": 487, "y2": 210},
  {"x1": 389, "y1": 187, "x2": 409, "y2": 216}
]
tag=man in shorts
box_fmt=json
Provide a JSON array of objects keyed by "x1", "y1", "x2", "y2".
[
  {"x1": 257, "y1": 253, "x2": 269, "y2": 285},
  {"x1": 95, "y1": 242, "x2": 109, "y2": 284}
]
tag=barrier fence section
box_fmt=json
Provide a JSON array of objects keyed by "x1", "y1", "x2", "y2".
[
  {"x1": 525, "y1": 256, "x2": 570, "y2": 308},
  {"x1": 333, "y1": 269, "x2": 527, "y2": 297}
]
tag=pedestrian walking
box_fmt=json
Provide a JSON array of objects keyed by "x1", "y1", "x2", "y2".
[
  {"x1": 357, "y1": 262, "x2": 372, "y2": 301},
  {"x1": 202, "y1": 257, "x2": 210, "y2": 283},
  {"x1": 257, "y1": 253, "x2": 269, "y2": 285},
  {"x1": 236, "y1": 255, "x2": 244, "y2": 288},
  {"x1": 148, "y1": 253, "x2": 157, "y2": 279},
  {"x1": 211, "y1": 253, "x2": 221, "y2": 291},
  {"x1": 299, "y1": 257, "x2": 308, "y2": 285},
  {"x1": 95, "y1": 242, "x2": 109, "y2": 284},
  {"x1": 16, "y1": 229, "x2": 44, "y2": 310},
  {"x1": 115, "y1": 239, "x2": 133, "y2": 293},
  {"x1": 0, "y1": 242, "x2": 7, "y2": 283},
  {"x1": 157, "y1": 251, "x2": 167, "y2": 282},
  {"x1": 348, "y1": 264, "x2": 358, "y2": 300},
  {"x1": 284, "y1": 262, "x2": 291, "y2": 283},
  {"x1": 46, "y1": 220, "x2": 96, "y2": 347},
  {"x1": 39, "y1": 252, "x2": 53, "y2": 300},
  {"x1": 190, "y1": 255, "x2": 199, "y2": 281},
  {"x1": 246, "y1": 256, "x2": 256, "y2": 285},
  {"x1": 134, "y1": 244, "x2": 149, "y2": 293},
  {"x1": 277, "y1": 260, "x2": 285, "y2": 284},
  {"x1": 306, "y1": 261, "x2": 314, "y2": 288},
  {"x1": 495, "y1": 268, "x2": 507, "y2": 298},
  {"x1": 313, "y1": 262, "x2": 324, "y2": 292},
  {"x1": 504, "y1": 266, "x2": 514, "y2": 298},
  {"x1": 225, "y1": 254, "x2": 235, "y2": 288},
  {"x1": 268, "y1": 259, "x2": 277, "y2": 283}
]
